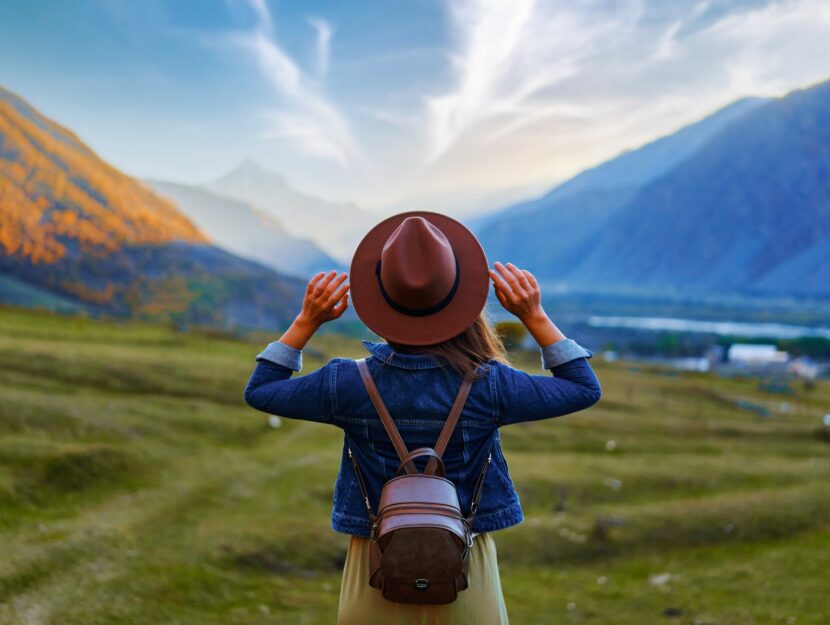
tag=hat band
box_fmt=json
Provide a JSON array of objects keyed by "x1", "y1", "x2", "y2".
[{"x1": 374, "y1": 252, "x2": 460, "y2": 317}]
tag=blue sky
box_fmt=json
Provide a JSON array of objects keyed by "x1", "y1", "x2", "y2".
[{"x1": 2, "y1": 0, "x2": 829, "y2": 209}]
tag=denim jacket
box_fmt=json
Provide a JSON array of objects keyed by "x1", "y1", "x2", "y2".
[{"x1": 244, "y1": 336, "x2": 601, "y2": 538}]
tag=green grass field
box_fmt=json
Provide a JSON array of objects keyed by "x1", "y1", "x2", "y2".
[{"x1": 1, "y1": 306, "x2": 828, "y2": 624}]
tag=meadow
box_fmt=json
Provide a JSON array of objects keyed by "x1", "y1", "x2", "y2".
[{"x1": 0, "y1": 306, "x2": 828, "y2": 625}]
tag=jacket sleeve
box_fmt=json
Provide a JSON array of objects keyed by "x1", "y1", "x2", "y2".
[
  {"x1": 243, "y1": 340, "x2": 335, "y2": 425},
  {"x1": 494, "y1": 338, "x2": 601, "y2": 427}
]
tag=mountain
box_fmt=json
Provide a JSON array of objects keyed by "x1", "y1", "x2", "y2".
[
  {"x1": 475, "y1": 96, "x2": 768, "y2": 274},
  {"x1": 477, "y1": 80, "x2": 830, "y2": 299},
  {"x1": 210, "y1": 161, "x2": 377, "y2": 262},
  {"x1": 0, "y1": 86, "x2": 305, "y2": 328},
  {"x1": 566, "y1": 80, "x2": 830, "y2": 298},
  {"x1": 147, "y1": 180, "x2": 342, "y2": 278},
  {"x1": 380, "y1": 181, "x2": 552, "y2": 226},
  {"x1": 0, "y1": 87, "x2": 207, "y2": 261}
]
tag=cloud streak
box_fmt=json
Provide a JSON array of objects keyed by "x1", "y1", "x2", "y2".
[
  {"x1": 309, "y1": 17, "x2": 333, "y2": 78},
  {"x1": 424, "y1": 0, "x2": 645, "y2": 163},
  {"x1": 233, "y1": 0, "x2": 356, "y2": 164}
]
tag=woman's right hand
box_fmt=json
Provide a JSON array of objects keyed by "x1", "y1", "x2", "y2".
[
  {"x1": 489, "y1": 262, "x2": 566, "y2": 347},
  {"x1": 489, "y1": 262, "x2": 544, "y2": 323}
]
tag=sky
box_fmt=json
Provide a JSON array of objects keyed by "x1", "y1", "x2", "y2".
[{"x1": 1, "y1": 0, "x2": 830, "y2": 210}]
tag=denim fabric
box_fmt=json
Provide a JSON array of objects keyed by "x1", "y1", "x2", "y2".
[{"x1": 244, "y1": 337, "x2": 601, "y2": 538}]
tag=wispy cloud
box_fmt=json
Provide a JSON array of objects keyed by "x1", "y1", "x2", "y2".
[
  {"x1": 424, "y1": 0, "x2": 645, "y2": 163},
  {"x1": 246, "y1": 0, "x2": 273, "y2": 34},
  {"x1": 231, "y1": 0, "x2": 357, "y2": 165},
  {"x1": 184, "y1": 0, "x2": 830, "y2": 205},
  {"x1": 418, "y1": 0, "x2": 830, "y2": 190},
  {"x1": 308, "y1": 17, "x2": 333, "y2": 78}
]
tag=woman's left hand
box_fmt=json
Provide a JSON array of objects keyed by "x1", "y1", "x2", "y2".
[
  {"x1": 297, "y1": 270, "x2": 350, "y2": 328},
  {"x1": 277, "y1": 270, "x2": 350, "y2": 351}
]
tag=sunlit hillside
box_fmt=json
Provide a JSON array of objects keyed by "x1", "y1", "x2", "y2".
[
  {"x1": 0, "y1": 87, "x2": 205, "y2": 263},
  {"x1": 0, "y1": 87, "x2": 306, "y2": 329}
]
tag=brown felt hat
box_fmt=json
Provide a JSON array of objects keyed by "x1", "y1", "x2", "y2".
[{"x1": 349, "y1": 211, "x2": 489, "y2": 346}]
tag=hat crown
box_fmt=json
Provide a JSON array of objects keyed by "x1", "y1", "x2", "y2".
[{"x1": 379, "y1": 216, "x2": 456, "y2": 309}]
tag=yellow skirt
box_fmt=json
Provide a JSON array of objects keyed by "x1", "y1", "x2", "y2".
[{"x1": 337, "y1": 532, "x2": 510, "y2": 625}]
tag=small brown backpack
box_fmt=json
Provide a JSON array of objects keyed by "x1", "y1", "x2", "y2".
[{"x1": 347, "y1": 357, "x2": 492, "y2": 605}]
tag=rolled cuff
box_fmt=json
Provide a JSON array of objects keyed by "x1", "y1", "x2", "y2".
[
  {"x1": 256, "y1": 340, "x2": 303, "y2": 371},
  {"x1": 540, "y1": 338, "x2": 593, "y2": 369}
]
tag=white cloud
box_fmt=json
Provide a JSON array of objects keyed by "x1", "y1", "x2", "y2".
[
  {"x1": 246, "y1": 0, "x2": 273, "y2": 34},
  {"x1": 413, "y1": 0, "x2": 830, "y2": 198},
  {"x1": 357, "y1": 106, "x2": 422, "y2": 130},
  {"x1": 694, "y1": 0, "x2": 830, "y2": 95},
  {"x1": 232, "y1": 0, "x2": 357, "y2": 165},
  {"x1": 308, "y1": 17, "x2": 333, "y2": 78},
  {"x1": 424, "y1": 0, "x2": 645, "y2": 163}
]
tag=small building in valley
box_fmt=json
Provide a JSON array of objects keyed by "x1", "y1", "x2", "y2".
[{"x1": 727, "y1": 344, "x2": 789, "y2": 366}]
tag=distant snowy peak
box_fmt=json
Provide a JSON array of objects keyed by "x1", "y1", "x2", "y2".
[
  {"x1": 147, "y1": 180, "x2": 343, "y2": 277},
  {"x1": 210, "y1": 161, "x2": 378, "y2": 262}
]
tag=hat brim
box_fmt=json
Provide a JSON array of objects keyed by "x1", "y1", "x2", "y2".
[{"x1": 349, "y1": 211, "x2": 489, "y2": 346}]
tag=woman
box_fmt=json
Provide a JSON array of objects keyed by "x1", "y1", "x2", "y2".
[{"x1": 244, "y1": 211, "x2": 601, "y2": 624}]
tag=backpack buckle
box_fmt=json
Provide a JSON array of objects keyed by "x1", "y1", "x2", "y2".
[{"x1": 370, "y1": 521, "x2": 379, "y2": 542}]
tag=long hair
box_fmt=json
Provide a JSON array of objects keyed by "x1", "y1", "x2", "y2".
[{"x1": 387, "y1": 309, "x2": 510, "y2": 379}]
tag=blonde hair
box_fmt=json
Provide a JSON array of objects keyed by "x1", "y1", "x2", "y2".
[{"x1": 387, "y1": 310, "x2": 510, "y2": 379}]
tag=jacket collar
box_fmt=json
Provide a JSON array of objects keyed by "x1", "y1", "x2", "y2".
[{"x1": 361, "y1": 340, "x2": 449, "y2": 370}]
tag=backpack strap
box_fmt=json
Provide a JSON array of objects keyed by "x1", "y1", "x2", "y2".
[
  {"x1": 356, "y1": 357, "x2": 417, "y2": 474},
  {"x1": 424, "y1": 374, "x2": 473, "y2": 475},
  {"x1": 465, "y1": 450, "x2": 492, "y2": 529},
  {"x1": 396, "y1": 447, "x2": 446, "y2": 477},
  {"x1": 356, "y1": 357, "x2": 475, "y2": 475},
  {"x1": 351, "y1": 356, "x2": 483, "y2": 533},
  {"x1": 347, "y1": 445, "x2": 377, "y2": 523}
]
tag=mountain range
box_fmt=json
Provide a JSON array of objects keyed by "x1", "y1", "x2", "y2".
[
  {"x1": 0, "y1": 86, "x2": 305, "y2": 329},
  {"x1": 476, "y1": 79, "x2": 830, "y2": 299},
  {"x1": 209, "y1": 161, "x2": 377, "y2": 263},
  {"x1": 146, "y1": 179, "x2": 342, "y2": 278},
  {"x1": 3, "y1": 75, "x2": 829, "y2": 330}
]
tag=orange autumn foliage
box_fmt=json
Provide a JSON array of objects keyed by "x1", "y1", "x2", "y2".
[{"x1": 0, "y1": 87, "x2": 208, "y2": 265}]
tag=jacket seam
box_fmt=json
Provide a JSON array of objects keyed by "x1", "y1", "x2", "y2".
[
  {"x1": 330, "y1": 359, "x2": 339, "y2": 418},
  {"x1": 491, "y1": 363, "x2": 501, "y2": 426}
]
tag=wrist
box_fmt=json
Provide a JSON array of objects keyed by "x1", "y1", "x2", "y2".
[
  {"x1": 519, "y1": 309, "x2": 549, "y2": 328},
  {"x1": 521, "y1": 309, "x2": 566, "y2": 347},
  {"x1": 292, "y1": 314, "x2": 320, "y2": 333},
  {"x1": 277, "y1": 314, "x2": 318, "y2": 351}
]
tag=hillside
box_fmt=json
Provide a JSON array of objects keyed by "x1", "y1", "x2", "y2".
[
  {"x1": 1, "y1": 307, "x2": 828, "y2": 624},
  {"x1": 475, "y1": 97, "x2": 766, "y2": 274},
  {"x1": 477, "y1": 80, "x2": 830, "y2": 299},
  {"x1": 0, "y1": 86, "x2": 305, "y2": 328},
  {"x1": 210, "y1": 161, "x2": 377, "y2": 262},
  {"x1": 147, "y1": 180, "x2": 343, "y2": 278},
  {"x1": 0, "y1": 87, "x2": 206, "y2": 262},
  {"x1": 567, "y1": 80, "x2": 830, "y2": 297}
]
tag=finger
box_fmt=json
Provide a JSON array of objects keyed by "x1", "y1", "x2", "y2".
[
  {"x1": 323, "y1": 272, "x2": 348, "y2": 298},
  {"x1": 489, "y1": 270, "x2": 512, "y2": 305},
  {"x1": 494, "y1": 262, "x2": 524, "y2": 297},
  {"x1": 327, "y1": 281, "x2": 350, "y2": 305},
  {"x1": 522, "y1": 270, "x2": 539, "y2": 290},
  {"x1": 313, "y1": 270, "x2": 338, "y2": 296},
  {"x1": 506, "y1": 262, "x2": 532, "y2": 291},
  {"x1": 489, "y1": 269, "x2": 512, "y2": 296},
  {"x1": 493, "y1": 285, "x2": 509, "y2": 307},
  {"x1": 306, "y1": 272, "x2": 326, "y2": 294},
  {"x1": 495, "y1": 287, "x2": 512, "y2": 313},
  {"x1": 332, "y1": 293, "x2": 349, "y2": 317}
]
